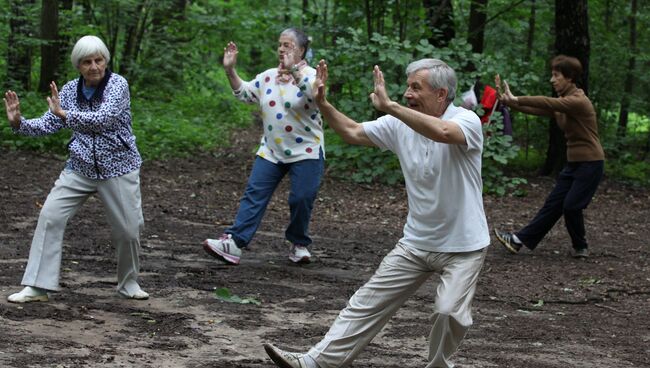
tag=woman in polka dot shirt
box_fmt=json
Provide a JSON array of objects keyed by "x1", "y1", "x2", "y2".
[{"x1": 203, "y1": 28, "x2": 324, "y2": 265}]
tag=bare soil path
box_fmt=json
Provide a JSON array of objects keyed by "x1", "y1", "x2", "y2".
[{"x1": 1, "y1": 126, "x2": 649, "y2": 367}]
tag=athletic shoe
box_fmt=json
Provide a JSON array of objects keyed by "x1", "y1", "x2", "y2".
[
  {"x1": 264, "y1": 343, "x2": 310, "y2": 368},
  {"x1": 494, "y1": 229, "x2": 523, "y2": 254},
  {"x1": 8, "y1": 286, "x2": 49, "y2": 303},
  {"x1": 288, "y1": 244, "x2": 311, "y2": 264},
  {"x1": 119, "y1": 288, "x2": 150, "y2": 300},
  {"x1": 203, "y1": 234, "x2": 241, "y2": 265},
  {"x1": 571, "y1": 248, "x2": 589, "y2": 258}
]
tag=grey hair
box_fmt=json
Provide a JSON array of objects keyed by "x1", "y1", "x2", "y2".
[
  {"x1": 280, "y1": 28, "x2": 310, "y2": 59},
  {"x1": 70, "y1": 35, "x2": 110, "y2": 69},
  {"x1": 405, "y1": 59, "x2": 457, "y2": 103}
]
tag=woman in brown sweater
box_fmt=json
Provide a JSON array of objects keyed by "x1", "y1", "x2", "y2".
[{"x1": 493, "y1": 55, "x2": 605, "y2": 258}]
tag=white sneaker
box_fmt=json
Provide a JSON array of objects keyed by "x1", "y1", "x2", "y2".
[
  {"x1": 8, "y1": 286, "x2": 49, "y2": 303},
  {"x1": 288, "y1": 244, "x2": 311, "y2": 264},
  {"x1": 131, "y1": 289, "x2": 149, "y2": 300},
  {"x1": 203, "y1": 234, "x2": 241, "y2": 265},
  {"x1": 118, "y1": 286, "x2": 150, "y2": 300},
  {"x1": 264, "y1": 343, "x2": 311, "y2": 368}
]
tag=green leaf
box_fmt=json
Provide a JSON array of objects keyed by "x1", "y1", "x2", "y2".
[{"x1": 214, "y1": 287, "x2": 261, "y2": 305}]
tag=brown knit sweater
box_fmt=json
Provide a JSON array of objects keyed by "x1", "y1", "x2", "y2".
[{"x1": 509, "y1": 85, "x2": 605, "y2": 162}]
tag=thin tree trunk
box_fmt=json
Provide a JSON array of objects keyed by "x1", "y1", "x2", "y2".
[
  {"x1": 604, "y1": 0, "x2": 612, "y2": 32},
  {"x1": 364, "y1": 0, "x2": 373, "y2": 39},
  {"x1": 121, "y1": 0, "x2": 150, "y2": 78},
  {"x1": 525, "y1": 0, "x2": 536, "y2": 61},
  {"x1": 302, "y1": 0, "x2": 308, "y2": 27},
  {"x1": 136, "y1": 0, "x2": 187, "y2": 88},
  {"x1": 617, "y1": 0, "x2": 637, "y2": 138},
  {"x1": 39, "y1": 0, "x2": 59, "y2": 93},
  {"x1": 468, "y1": 0, "x2": 487, "y2": 54},
  {"x1": 323, "y1": 0, "x2": 329, "y2": 46},
  {"x1": 57, "y1": 0, "x2": 73, "y2": 73}
]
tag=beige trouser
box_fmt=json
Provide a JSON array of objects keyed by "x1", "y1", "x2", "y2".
[
  {"x1": 21, "y1": 169, "x2": 145, "y2": 297},
  {"x1": 308, "y1": 242, "x2": 487, "y2": 368}
]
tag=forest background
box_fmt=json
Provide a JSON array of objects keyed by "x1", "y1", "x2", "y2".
[{"x1": 1, "y1": 0, "x2": 649, "y2": 194}]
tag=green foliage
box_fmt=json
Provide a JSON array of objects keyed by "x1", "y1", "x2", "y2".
[
  {"x1": 132, "y1": 69, "x2": 255, "y2": 159},
  {"x1": 319, "y1": 29, "x2": 529, "y2": 193},
  {"x1": 214, "y1": 287, "x2": 261, "y2": 305},
  {"x1": 2, "y1": 0, "x2": 650, "y2": 188},
  {"x1": 481, "y1": 112, "x2": 528, "y2": 196},
  {"x1": 1, "y1": 70, "x2": 255, "y2": 160},
  {"x1": 603, "y1": 148, "x2": 650, "y2": 187},
  {"x1": 509, "y1": 146, "x2": 545, "y2": 172},
  {"x1": 325, "y1": 130, "x2": 402, "y2": 185}
]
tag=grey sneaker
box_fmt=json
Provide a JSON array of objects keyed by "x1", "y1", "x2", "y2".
[
  {"x1": 571, "y1": 248, "x2": 589, "y2": 258},
  {"x1": 264, "y1": 343, "x2": 309, "y2": 368},
  {"x1": 288, "y1": 244, "x2": 311, "y2": 264},
  {"x1": 203, "y1": 234, "x2": 241, "y2": 265},
  {"x1": 494, "y1": 229, "x2": 523, "y2": 254}
]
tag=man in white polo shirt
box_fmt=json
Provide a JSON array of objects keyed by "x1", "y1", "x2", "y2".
[{"x1": 264, "y1": 58, "x2": 490, "y2": 368}]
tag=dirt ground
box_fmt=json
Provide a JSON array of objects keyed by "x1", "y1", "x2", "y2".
[{"x1": 1, "y1": 125, "x2": 649, "y2": 368}]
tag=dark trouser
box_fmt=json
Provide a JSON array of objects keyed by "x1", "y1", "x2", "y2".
[
  {"x1": 516, "y1": 160, "x2": 603, "y2": 251},
  {"x1": 226, "y1": 152, "x2": 324, "y2": 248}
]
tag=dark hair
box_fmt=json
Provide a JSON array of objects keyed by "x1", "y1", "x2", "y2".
[
  {"x1": 551, "y1": 55, "x2": 582, "y2": 84},
  {"x1": 281, "y1": 28, "x2": 310, "y2": 59}
]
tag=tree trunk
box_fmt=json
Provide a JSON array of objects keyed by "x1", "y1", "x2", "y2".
[
  {"x1": 555, "y1": 0, "x2": 590, "y2": 93},
  {"x1": 57, "y1": 0, "x2": 73, "y2": 73},
  {"x1": 364, "y1": 0, "x2": 373, "y2": 39},
  {"x1": 617, "y1": 0, "x2": 637, "y2": 138},
  {"x1": 540, "y1": 0, "x2": 590, "y2": 176},
  {"x1": 525, "y1": 0, "x2": 536, "y2": 61},
  {"x1": 393, "y1": 0, "x2": 408, "y2": 42},
  {"x1": 423, "y1": 0, "x2": 455, "y2": 48},
  {"x1": 136, "y1": 0, "x2": 188, "y2": 89},
  {"x1": 468, "y1": 0, "x2": 487, "y2": 54},
  {"x1": 6, "y1": 0, "x2": 36, "y2": 91},
  {"x1": 39, "y1": 0, "x2": 59, "y2": 93},
  {"x1": 302, "y1": 0, "x2": 309, "y2": 27},
  {"x1": 120, "y1": 0, "x2": 151, "y2": 78}
]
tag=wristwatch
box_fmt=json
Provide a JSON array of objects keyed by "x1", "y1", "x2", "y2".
[{"x1": 290, "y1": 64, "x2": 300, "y2": 73}]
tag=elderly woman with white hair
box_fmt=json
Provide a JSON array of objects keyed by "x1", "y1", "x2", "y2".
[{"x1": 3, "y1": 35, "x2": 148, "y2": 303}]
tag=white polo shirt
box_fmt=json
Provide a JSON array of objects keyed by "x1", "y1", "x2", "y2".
[{"x1": 362, "y1": 104, "x2": 490, "y2": 253}]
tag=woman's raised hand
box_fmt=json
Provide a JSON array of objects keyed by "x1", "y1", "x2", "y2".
[
  {"x1": 280, "y1": 44, "x2": 297, "y2": 71},
  {"x1": 46, "y1": 81, "x2": 66, "y2": 119},
  {"x1": 3, "y1": 90, "x2": 22, "y2": 128},
  {"x1": 495, "y1": 74, "x2": 517, "y2": 104},
  {"x1": 314, "y1": 59, "x2": 328, "y2": 105},
  {"x1": 223, "y1": 41, "x2": 239, "y2": 70}
]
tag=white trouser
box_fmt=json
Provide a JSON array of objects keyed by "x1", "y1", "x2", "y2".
[
  {"x1": 308, "y1": 242, "x2": 487, "y2": 368},
  {"x1": 21, "y1": 169, "x2": 144, "y2": 297}
]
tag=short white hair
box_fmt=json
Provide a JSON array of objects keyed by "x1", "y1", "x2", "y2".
[
  {"x1": 405, "y1": 59, "x2": 457, "y2": 103},
  {"x1": 70, "y1": 35, "x2": 110, "y2": 69}
]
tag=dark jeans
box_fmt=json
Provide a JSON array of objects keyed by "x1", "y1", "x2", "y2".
[
  {"x1": 226, "y1": 152, "x2": 324, "y2": 248},
  {"x1": 516, "y1": 160, "x2": 604, "y2": 250}
]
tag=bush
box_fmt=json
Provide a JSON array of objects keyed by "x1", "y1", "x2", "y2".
[
  {"x1": 1, "y1": 69, "x2": 256, "y2": 160},
  {"x1": 481, "y1": 111, "x2": 528, "y2": 196}
]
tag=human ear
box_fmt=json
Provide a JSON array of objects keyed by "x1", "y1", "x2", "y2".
[{"x1": 438, "y1": 88, "x2": 448, "y2": 102}]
